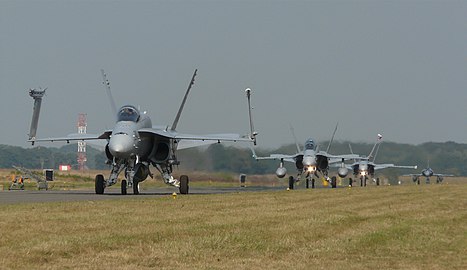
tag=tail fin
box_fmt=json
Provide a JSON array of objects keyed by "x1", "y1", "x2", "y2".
[
  {"x1": 100, "y1": 69, "x2": 118, "y2": 120},
  {"x1": 348, "y1": 143, "x2": 357, "y2": 163},
  {"x1": 171, "y1": 69, "x2": 197, "y2": 131},
  {"x1": 289, "y1": 124, "x2": 300, "y2": 152},
  {"x1": 368, "y1": 133, "x2": 383, "y2": 161},
  {"x1": 28, "y1": 88, "x2": 47, "y2": 144},
  {"x1": 326, "y1": 122, "x2": 339, "y2": 153},
  {"x1": 245, "y1": 88, "x2": 258, "y2": 145}
]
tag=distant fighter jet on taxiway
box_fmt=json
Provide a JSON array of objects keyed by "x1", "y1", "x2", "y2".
[
  {"x1": 339, "y1": 134, "x2": 417, "y2": 186},
  {"x1": 404, "y1": 161, "x2": 453, "y2": 184},
  {"x1": 252, "y1": 124, "x2": 358, "y2": 189}
]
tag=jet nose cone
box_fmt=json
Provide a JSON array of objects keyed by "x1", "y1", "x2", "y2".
[
  {"x1": 108, "y1": 134, "x2": 134, "y2": 158},
  {"x1": 302, "y1": 156, "x2": 316, "y2": 167}
]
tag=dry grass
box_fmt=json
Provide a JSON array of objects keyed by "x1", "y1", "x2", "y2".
[{"x1": 0, "y1": 182, "x2": 466, "y2": 269}]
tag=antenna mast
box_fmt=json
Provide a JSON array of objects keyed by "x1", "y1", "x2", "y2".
[{"x1": 77, "y1": 113, "x2": 87, "y2": 170}]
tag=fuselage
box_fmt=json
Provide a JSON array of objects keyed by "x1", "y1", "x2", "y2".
[
  {"x1": 422, "y1": 168, "x2": 434, "y2": 177},
  {"x1": 301, "y1": 139, "x2": 317, "y2": 172},
  {"x1": 350, "y1": 159, "x2": 376, "y2": 177}
]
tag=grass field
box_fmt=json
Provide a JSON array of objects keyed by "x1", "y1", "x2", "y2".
[{"x1": 0, "y1": 181, "x2": 466, "y2": 269}]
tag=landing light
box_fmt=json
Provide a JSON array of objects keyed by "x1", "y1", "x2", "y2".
[
  {"x1": 360, "y1": 171, "x2": 367, "y2": 176},
  {"x1": 307, "y1": 166, "x2": 316, "y2": 172}
]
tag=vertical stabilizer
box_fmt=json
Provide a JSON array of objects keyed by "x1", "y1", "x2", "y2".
[
  {"x1": 171, "y1": 69, "x2": 197, "y2": 131},
  {"x1": 245, "y1": 88, "x2": 257, "y2": 145},
  {"x1": 368, "y1": 133, "x2": 383, "y2": 161},
  {"x1": 289, "y1": 124, "x2": 300, "y2": 152},
  {"x1": 101, "y1": 69, "x2": 118, "y2": 120},
  {"x1": 326, "y1": 122, "x2": 339, "y2": 153},
  {"x1": 348, "y1": 143, "x2": 358, "y2": 163},
  {"x1": 28, "y1": 88, "x2": 46, "y2": 143}
]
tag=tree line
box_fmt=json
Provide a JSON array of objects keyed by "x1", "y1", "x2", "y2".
[{"x1": 1, "y1": 140, "x2": 466, "y2": 176}]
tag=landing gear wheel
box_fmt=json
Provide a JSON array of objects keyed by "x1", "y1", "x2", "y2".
[
  {"x1": 121, "y1": 180, "x2": 127, "y2": 195},
  {"x1": 288, "y1": 176, "x2": 294, "y2": 190},
  {"x1": 376, "y1": 178, "x2": 380, "y2": 186},
  {"x1": 133, "y1": 181, "x2": 140, "y2": 195},
  {"x1": 331, "y1": 176, "x2": 337, "y2": 188},
  {"x1": 348, "y1": 178, "x2": 353, "y2": 187},
  {"x1": 179, "y1": 175, "x2": 189, "y2": 194},
  {"x1": 95, "y1": 174, "x2": 105, "y2": 194},
  {"x1": 305, "y1": 178, "x2": 309, "y2": 189}
]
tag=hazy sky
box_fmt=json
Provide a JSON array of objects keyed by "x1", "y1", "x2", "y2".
[{"x1": 1, "y1": 0, "x2": 466, "y2": 149}]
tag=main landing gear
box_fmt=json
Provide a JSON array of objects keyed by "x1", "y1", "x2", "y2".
[
  {"x1": 95, "y1": 174, "x2": 105, "y2": 194},
  {"x1": 179, "y1": 175, "x2": 189, "y2": 194},
  {"x1": 95, "y1": 173, "x2": 190, "y2": 195}
]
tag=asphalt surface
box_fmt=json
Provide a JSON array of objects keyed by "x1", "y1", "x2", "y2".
[{"x1": 0, "y1": 185, "x2": 287, "y2": 204}]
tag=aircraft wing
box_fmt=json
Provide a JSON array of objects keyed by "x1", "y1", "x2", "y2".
[
  {"x1": 176, "y1": 140, "x2": 223, "y2": 150},
  {"x1": 28, "y1": 132, "x2": 109, "y2": 144},
  {"x1": 373, "y1": 164, "x2": 417, "y2": 170},
  {"x1": 402, "y1": 173, "x2": 422, "y2": 177},
  {"x1": 254, "y1": 153, "x2": 299, "y2": 163},
  {"x1": 176, "y1": 133, "x2": 253, "y2": 150},
  {"x1": 319, "y1": 152, "x2": 361, "y2": 164},
  {"x1": 139, "y1": 128, "x2": 253, "y2": 150},
  {"x1": 433, "y1": 173, "x2": 454, "y2": 177},
  {"x1": 174, "y1": 133, "x2": 252, "y2": 142}
]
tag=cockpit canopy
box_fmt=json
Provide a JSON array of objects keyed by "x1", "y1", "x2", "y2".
[
  {"x1": 117, "y1": 105, "x2": 140, "y2": 122},
  {"x1": 304, "y1": 139, "x2": 316, "y2": 150}
]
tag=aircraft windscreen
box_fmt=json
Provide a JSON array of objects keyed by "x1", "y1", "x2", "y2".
[
  {"x1": 304, "y1": 139, "x2": 315, "y2": 150},
  {"x1": 117, "y1": 106, "x2": 140, "y2": 122}
]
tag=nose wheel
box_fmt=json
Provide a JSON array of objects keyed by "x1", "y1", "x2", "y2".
[{"x1": 288, "y1": 176, "x2": 295, "y2": 190}]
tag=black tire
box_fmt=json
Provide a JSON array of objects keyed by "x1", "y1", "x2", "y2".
[
  {"x1": 121, "y1": 179, "x2": 127, "y2": 195},
  {"x1": 288, "y1": 176, "x2": 294, "y2": 190},
  {"x1": 179, "y1": 175, "x2": 189, "y2": 194},
  {"x1": 417, "y1": 178, "x2": 420, "y2": 185},
  {"x1": 133, "y1": 180, "x2": 140, "y2": 195},
  {"x1": 376, "y1": 178, "x2": 380, "y2": 186},
  {"x1": 95, "y1": 174, "x2": 105, "y2": 194},
  {"x1": 311, "y1": 178, "x2": 315, "y2": 189},
  {"x1": 360, "y1": 177, "x2": 363, "y2": 187},
  {"x1": 331, "y1": 176, "x2": 337, "y2": 188},
  {"x1": 305, "y1": 178, "x2": 309, "y2": 189},
  {"x1": 348, "y1": 178, "x2": 353, "y2": 187}
]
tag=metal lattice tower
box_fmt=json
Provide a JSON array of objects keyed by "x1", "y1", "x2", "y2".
[{"x1": 77, "y1": 113, "x2": 87, "y2": 170}]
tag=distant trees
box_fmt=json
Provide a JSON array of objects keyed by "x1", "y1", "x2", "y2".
[{"x1": 1, "y1": 140, "x2": 466, "y2": 175}]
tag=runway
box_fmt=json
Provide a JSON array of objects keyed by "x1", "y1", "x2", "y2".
[{"x1": 0, "y1": 185, "x2": 286, "y2": 204}]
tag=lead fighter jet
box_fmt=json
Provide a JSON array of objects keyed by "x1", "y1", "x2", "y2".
[{"x1": 27, "y1": 69, "x2": 257, "y2": 195}]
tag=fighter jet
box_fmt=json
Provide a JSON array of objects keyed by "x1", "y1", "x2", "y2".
[
  {"x1": 404, "y1": 161, "x2": 453, "y2": 184},
  {"x1": 27, "y1": 69, "x2": 257, "y2": 195},
  {"x1": 341, "y1": 134, "x2": 417, "y2": 186},
  {"x1": 252, "y1": 125, "x2": 358, "y2": 189}
]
